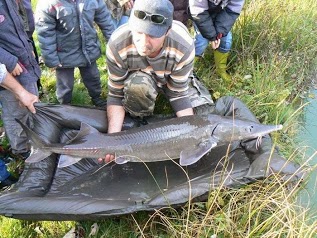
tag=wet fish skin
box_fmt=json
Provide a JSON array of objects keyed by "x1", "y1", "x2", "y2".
[
  {"x1": 205, "y1": 114, "x2": 283, "y2": 142},
  {"x1": 16, "y1": 115, "x2": 283, "y2": 168},
  {"x1": 18, "y1": 116, "x2": 214, "y2": 167}
]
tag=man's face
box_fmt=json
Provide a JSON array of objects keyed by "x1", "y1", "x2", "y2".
[{"x1": 132, "y1": 30, "x2": 167, "y2": 58}]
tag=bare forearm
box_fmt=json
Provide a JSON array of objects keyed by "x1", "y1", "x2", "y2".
[
  {"x1": 1, "y1": 72, "x2": 38, "y2": 113},
  {"x1": 107, "y1": 105, "x2": 125, "y2": 133},
  {"x1": 2, "y1": 71, "x2": 23, "y2": 92}
]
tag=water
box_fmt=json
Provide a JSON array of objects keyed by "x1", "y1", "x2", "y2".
[{"x1": 298, "y1": 88, "x2": 317, "y2": 212}]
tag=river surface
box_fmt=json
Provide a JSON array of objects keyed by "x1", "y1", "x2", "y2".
[{"x1": 297, "y1": 88, "x2": 317, "y2": 214}]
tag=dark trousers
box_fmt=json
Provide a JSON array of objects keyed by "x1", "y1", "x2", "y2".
[{"x1": 55, "y1": 61, "x2": 102, "y2": 104}]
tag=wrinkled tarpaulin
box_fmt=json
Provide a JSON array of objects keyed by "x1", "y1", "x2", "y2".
[{"x1": 0, "y1": 103, "x2": 303, "y2": 221}]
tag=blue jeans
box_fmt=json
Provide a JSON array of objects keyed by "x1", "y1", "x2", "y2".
[
  {"x1": 194, "y1": 24, "x2": 233, "y2": 56},
  {"x1": 0, "y1": 159, "x2": 10, "y2": 182},
  {"x1": 111, "y1": 15, "x2": 129, "y2": 29}
]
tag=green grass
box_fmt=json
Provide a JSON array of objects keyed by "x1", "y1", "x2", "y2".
[{"x1": 1, "y1": 0, "x2": 317, "y2": 237}]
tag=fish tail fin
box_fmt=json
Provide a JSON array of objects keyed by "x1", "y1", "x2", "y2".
[{"x1": 16, "y1": 119, "x2": 52, "y2": 163}]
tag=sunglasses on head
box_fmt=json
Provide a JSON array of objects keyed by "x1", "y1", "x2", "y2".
[{"x1": 134, "y1": 10, "x2": 168, "y2": 24}]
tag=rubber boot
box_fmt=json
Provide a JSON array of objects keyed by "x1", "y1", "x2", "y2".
[{"x1": 214, "y1": 50, "x2": 231, "y2": 82}]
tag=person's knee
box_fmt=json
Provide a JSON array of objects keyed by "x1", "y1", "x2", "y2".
[
  {"x1": 218, "y1": 32, "x2": 233, "y2": 53},
  {"x1": 124, "y1": 71, "x2": 157, "y2": 98},
  {"x1": 123, "y1": 71, "x2": 158, "y2": 117}
]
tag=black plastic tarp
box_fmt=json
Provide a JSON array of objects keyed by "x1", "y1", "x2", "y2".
[{"x1": 0, "y1": 103, "x2": 303, "y2": 221}]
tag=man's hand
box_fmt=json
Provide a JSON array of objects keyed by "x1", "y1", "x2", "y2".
[
  {"x1": 11, "y1": 63, "x2": 23, "y2": 76},
  {"x1": 98, "y1": 105, "x2": 125, "y2": 164},
  {"x1": 16, "y1": 89, "x2": 39, "y2": 114},
  {"x1": 1, "y1": 70, "x2": 39, "y2": 114},
  {"x1": 98, "y1": 154, "x2": 115, "y2": 164},
  {"x1": 210, "y1": 39, "x2": 221, "y2": 49},
  {"x1": 124, "y1": 0, "x2": 134, "y2": 11}
]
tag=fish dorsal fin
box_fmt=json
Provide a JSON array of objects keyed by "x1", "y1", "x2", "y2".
[
  {"x1": 68, "y1": 123, "x2": 100, "y2": 144},
  {"x1": 58, "y1": 155, "x2": 83, "y2": 168},
  {"x1": 179, "y1": 138, "x2": 217, "y2": 166}
]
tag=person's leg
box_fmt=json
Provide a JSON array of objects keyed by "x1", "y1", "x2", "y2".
[
  {"x1": 185, "y1": 73, "x2": 214, "y2": 116},
  {"x1": 56, "y1": 68, "x2": 75, "y2": 104},
  {"x1": 193, "y1": 23, "x2": 209, "y2": 57},
  {"x1": 218, "y1": 31, "x2": 232, "y2": 53},
  {"x1": 0, "y1": 81, "x2": 38, "y2": 156},
  {"x1": 214, "y1": 31, "x2": 233, "y2": 82},
  {"x1": 122, "y1": 71, "x2": 158, "y2": 117},
  {"x1": 79, "y1": 62, "x2": 106, "y2": 107}
]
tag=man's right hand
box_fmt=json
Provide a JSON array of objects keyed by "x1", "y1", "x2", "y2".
[
  {"x1": 98, "y1": 105, "x2": 125, "y2": 164},
  {"x1": 210, "y1": 39, "x2": 221, "y2": 49},
  {"x1": 98, "y1": 154, "x2": 115, "y2": 164}
]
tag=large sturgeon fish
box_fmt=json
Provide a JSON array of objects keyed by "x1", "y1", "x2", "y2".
[{"x1": 17, "y1": 115, "x2": 283, "y2": 168}]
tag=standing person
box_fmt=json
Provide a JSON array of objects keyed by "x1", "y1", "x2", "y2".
[
  {"x1": 105, "y1": 0, "x2": 133, "y2": 29},
  {"x1": 35, "y1": 0, "x2": 115, "y2": 107},
  {"x1": 169, "y1": 0, "x2": 189, "y2": 26},
  {"x1": 17, "y1": 0, "x2": 43, "y2": 91},
  {"x1": 0, "y1": 63, "x2": 39, "y2": 189},
  {"x1": 189, "y1": 0, "x2": 245, "y2": 82},
  {"x1": 0, "y1": 0, "x2": 40, "y2": 159},
  {"x1": 103, "y1": 0, "x2": 213, "y2": 162},
  {"x1": 100, "y1": 0, "x2": 282, "y2": 166}
]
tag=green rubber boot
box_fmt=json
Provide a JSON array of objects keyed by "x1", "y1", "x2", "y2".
[{"x1": 214, "y1": 50, "x2": 231, "y2": 82}]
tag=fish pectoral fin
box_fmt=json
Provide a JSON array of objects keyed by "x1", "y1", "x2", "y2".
[
  {"x1": 58, "y1": 155, "x2": 83, "y2": 168},
  {"x1": 25, "y1": 149, "x2": 52, "y2": 163},
  {"x1": 179, "y1": 139, "x2": 217, "y2": 166}
]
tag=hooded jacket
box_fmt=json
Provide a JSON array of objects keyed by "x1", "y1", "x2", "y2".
[
  {"x1": 35, "y1": 0, "x2": 115, "y2": 68},
  {"x1": 0, "y1": 0, "x2": 40, "y2": 88},
  {"x1": 189, "y1": 0, "x2": 244, "y2": 41}
]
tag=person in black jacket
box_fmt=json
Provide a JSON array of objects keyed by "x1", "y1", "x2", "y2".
[{"x1": 189, "y1": 0, "x2": 245, "y2": 82}]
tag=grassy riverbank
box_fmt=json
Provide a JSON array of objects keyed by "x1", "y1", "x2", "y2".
[{"x1": 1, "y1": 0, "x2": 317, "y2": 237}]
